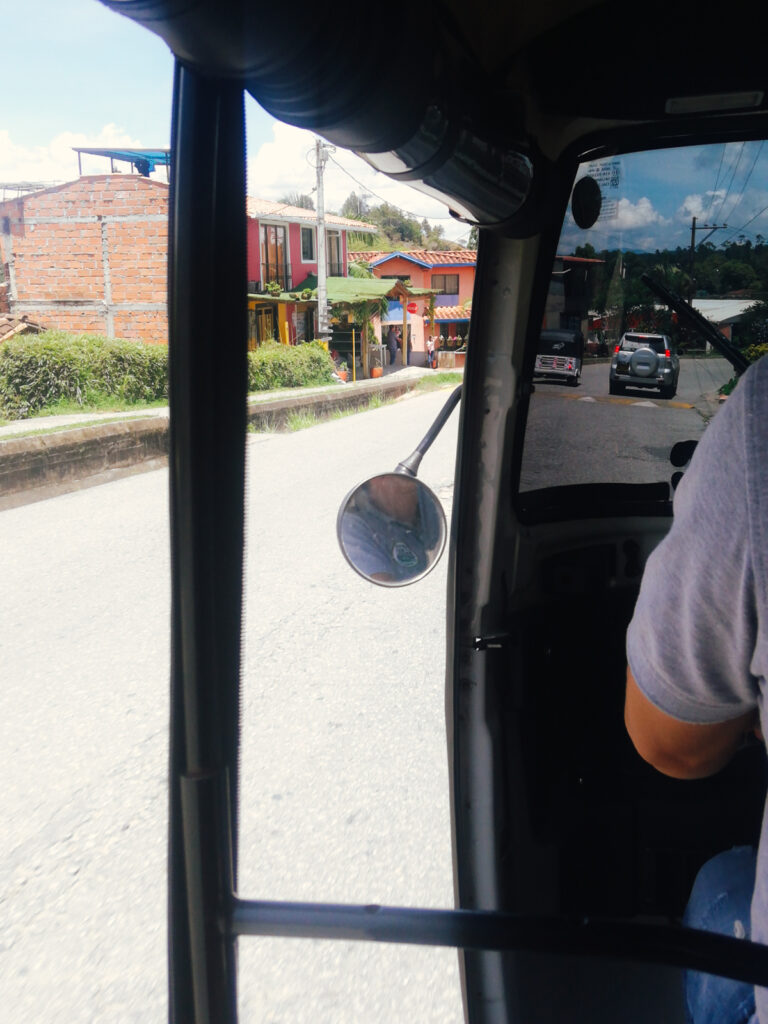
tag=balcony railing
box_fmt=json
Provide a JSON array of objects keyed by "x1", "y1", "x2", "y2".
[{"x1": 261, "y1": 262, "x2": 293, "y2": 290}]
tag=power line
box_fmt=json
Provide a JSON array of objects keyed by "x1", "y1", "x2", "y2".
[
  {"x1": 721, "y1": 140, "x2": 764, "y2": 226},
  {"x1": 711, "y1": 141, "x2": 745, "y2": 223},
  {"x1": 720, "y1": 200, "x2": 768, "y2": 244},
  {"x1": 326, "y1": 152, "x2": 464, "y2": 226},
  {"x1": 705, "y1": 144, "x2": 726, "y2": 219}
]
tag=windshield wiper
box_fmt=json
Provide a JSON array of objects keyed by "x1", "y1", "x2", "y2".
[{"x1": 640, "y1": 273, "x2": 750, "y2": 375}]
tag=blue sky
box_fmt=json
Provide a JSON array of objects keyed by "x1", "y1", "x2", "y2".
[
  {"x1": 2, "y1": 0, "x2": 469, "y2": 238},
  {"x1": 9, "y1": 3, "x2": 768, "y2": 251},
  {"x1": 562, "y1": 142, "x2": 768, "y2": 253}
]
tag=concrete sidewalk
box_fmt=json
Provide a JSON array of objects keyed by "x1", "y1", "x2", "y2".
[{"x1": 0, "y1": 365, "x2": 450, "y2": 510}]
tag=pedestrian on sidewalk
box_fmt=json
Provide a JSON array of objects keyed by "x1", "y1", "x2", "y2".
[
  {"x1": 426, "y1": 335, "x2": 436, "y2": 369},
  {"x1": 386, "y1": 325, "x2": 398, "y2": 366}
]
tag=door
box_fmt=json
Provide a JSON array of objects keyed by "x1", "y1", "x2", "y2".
[{"x1": 260, "y1": 223, "x2": 289, "y2": 289}]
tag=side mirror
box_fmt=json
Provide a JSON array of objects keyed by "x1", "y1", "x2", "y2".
[{"x1": 337, "y1": 473, "x2": 447, "y2": 587}]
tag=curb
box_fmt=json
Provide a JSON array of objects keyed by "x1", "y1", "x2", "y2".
[{"x1": 0, "y1": 372, "x2": 434, "y2": 509}]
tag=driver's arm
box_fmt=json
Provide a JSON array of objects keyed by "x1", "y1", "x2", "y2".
[{"x1": 624, "y1": 667, "x2": 758, "y2": 780}]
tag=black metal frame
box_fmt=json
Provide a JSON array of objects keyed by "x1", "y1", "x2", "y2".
[{"x1": 167, "y1": 61, "x2": 768, "y2": 1024}]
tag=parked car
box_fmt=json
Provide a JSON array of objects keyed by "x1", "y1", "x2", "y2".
[
  {"x1": 609, "y1": 332, "x2": 680, "y2": 398},
  {"x1": 534, "y1": 328, "x2": 584, "y2": 386}
]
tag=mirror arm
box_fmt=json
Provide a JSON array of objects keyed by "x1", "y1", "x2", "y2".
[
  {"x1": 395, "y1": 385, "x2": 462, "y2": 477},
  {"x1": 640, "y1": 274, "x2": 750, "y2": 375}
]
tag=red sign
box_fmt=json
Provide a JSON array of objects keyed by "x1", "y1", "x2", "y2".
[{"x1": 406, "y1": 302, "x2": 418, "y2": 314}]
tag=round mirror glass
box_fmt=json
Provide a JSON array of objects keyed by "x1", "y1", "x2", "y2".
[{"x1": 337, "y1": 473, "x2": 447, "y2": 586}]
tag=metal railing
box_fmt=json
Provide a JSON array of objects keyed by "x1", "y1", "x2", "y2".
[{"x1": 260, "y1": 262, "x2": 292, "y2": 290}]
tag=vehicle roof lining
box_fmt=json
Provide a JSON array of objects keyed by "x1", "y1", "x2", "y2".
[{"x1": 101, "y1": 0, "x2": 768, "y2": 125}]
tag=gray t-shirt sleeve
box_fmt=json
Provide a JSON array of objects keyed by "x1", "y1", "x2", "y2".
[{"x1": 626, "y1": 363, "x2": 761, "y2": 724}]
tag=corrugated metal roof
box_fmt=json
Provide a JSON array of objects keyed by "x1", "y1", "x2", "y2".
[
  {"x1": 246, "y1": 198, "x2": 376, "y2": 232},
  {"x1": 692, "y1": 298, "x2": 755, "y2": 324}
]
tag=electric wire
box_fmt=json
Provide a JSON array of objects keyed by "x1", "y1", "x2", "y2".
[
  {"x1": 711, "y1": 141, "x2": 746, "y2": 223},
  {"x1": 326, "y1": 152, "x2": 470, "y2": 230},
  {"x1": 721, "y1": 141, "x2": 764, "y2": 227},
  {"x1": 705, "y1": 144, "x2": 727, "y2": 219},
  {"x1": 719, "y1": 200, "x2": 768, "y2": 245}
]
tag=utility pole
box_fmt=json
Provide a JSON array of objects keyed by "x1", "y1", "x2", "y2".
[
  {"x1": 315, "y1": 137, "x2": 335, "y2": 343},
  {"x1": 689, "y1": 216, "x2": 727, "y2": 302}
]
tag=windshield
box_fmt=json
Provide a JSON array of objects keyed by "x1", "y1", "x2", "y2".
[
  {"x1": 621, "y1": 335, "x2": 668, "y2": 353},
  {"x1": 518, "y1": 139, "x2": 768, "y2": 516},
  {"x1": 539, "y1": 331, "x2": 582, "y2": 355}
]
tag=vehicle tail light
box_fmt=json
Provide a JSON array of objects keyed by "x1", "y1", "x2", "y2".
[
  {"x1": 614, "y1": 344, "x2": 620, "y2": 353},
  {"x1": 665, "y1": 349, "x2": 671, "y2": 358}
]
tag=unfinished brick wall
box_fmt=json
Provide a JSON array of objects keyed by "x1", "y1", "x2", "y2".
[{"x1": 0, "y1": 176, "x2": 169, "y2": 343}]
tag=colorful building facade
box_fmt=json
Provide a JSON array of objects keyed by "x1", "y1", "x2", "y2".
[
  {"x1": 246, "y1": 199, "x2": 375, "y2": 346},
  {"x1": 351, "y1": 249, "x2": 477, "y2": 364}
]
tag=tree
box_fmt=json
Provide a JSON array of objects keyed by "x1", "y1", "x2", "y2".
[
  {"x1": 421, "y1": 219, "x2": 449, "y2": 250},
  {"x1": 733, "y1": 299, "x2": 768, "y2": 351},
  {"x1": 718, "y1": 259, "x2": 758, "y2": 293},
  {"x1": 366, "y1": 202, "x2": 422, "y2": 245},
  {"x1": 278, "y1": 191, "x2": 315, "y2": 210},
  {"x1": 574, "y1": 242, "x2": 598, "y2": 260},
  {"x1": 348, "y1": 259, "x2": 374, "y2": 278},
  {"x1": 340, "y1": 191, "x2": 370, "y2": 220}
]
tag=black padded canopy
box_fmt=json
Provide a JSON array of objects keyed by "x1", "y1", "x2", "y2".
[{"x1": 99, "y1": 0, "x2": 768, "y2": 226}]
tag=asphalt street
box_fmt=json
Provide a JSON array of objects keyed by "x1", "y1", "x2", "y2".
[{"x1": 0, "y1": 385, "x2": 463, "y2": 1024}]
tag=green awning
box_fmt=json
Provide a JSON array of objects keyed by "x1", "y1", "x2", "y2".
[
  {"x1": 325, "y1": 277, "x2": 400, "y2": 303},
  {"x1": 247, "y1": 276, "x2": 435, "y2": 305},
  {"x1": 325, "y1": 277, "x2": 434, "y2": 303},
  {"x1": 293, "y1": 273, "x2": 317, "y2": 291}
]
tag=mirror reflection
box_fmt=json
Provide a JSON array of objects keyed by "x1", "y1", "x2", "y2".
[{"x1": 337, "y1": 473, "x2": 447, "y2": 586}]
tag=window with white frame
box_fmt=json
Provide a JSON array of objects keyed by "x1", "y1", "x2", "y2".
[{"x1": 301, "y1": 226, "x2": 315, "y2": 262}]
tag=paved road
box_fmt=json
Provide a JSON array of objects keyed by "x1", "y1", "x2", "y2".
[
  {"x1": 0, "y1": 386, "x2": 463, "y2": 1024},
  {"x1": 522, "y1": 357, "x2": 731, "y2": 491}
]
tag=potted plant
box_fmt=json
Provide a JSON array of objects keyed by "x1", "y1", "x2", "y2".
[{"x1": 337, "y1": 361, "x2": 349, "y2": 382}]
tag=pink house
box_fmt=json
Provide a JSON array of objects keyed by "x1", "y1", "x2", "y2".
[
  {"x1": 351, "y1": 249, "x2": 477, "y2": 364},
  {"x1": 246, "y1": 198, "x2": 375, "y2": 345}
]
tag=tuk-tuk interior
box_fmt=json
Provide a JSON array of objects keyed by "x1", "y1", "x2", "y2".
[{"x1": 95, "y1": 1, "x2": 768, "y2": 1021}]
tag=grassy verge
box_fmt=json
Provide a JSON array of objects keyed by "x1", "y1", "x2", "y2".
[
  {"x1": 29, "y1": 395, "x2": 168, "y2": 418},
  {"x1": 0, "y1": 417, "x2": 157, "y2": 441},
  {"x1": 415, "y1": 372, "x2": 463, "y2": 391}
]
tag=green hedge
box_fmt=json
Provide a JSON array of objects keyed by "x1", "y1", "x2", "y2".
[
  {"x1": 247, "y1": 340, "x2": 336, "y2": 391},
  {"x1": 0, "y1": 333, "x2": 338, "y2": 419},
  {"x1": 0, "y1": 330, "x2": 169, "y2": 419}
]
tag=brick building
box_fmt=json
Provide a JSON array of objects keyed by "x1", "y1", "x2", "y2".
[
  {"x1": 0, "y1": 177, "x2": 376, "y2": 348},
  {"x1": 0, "y1": 175, "x2": 169, "y2": 343}
]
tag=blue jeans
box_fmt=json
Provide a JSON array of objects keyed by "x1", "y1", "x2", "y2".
[{"x1": 683, "y1": 846, "x2": 758, "y2": 1024}]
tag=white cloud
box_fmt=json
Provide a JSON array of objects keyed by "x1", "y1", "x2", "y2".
[
  {"x1": 0, "y1": 124, "x2": 148, "y2": 185},
  {"x1": 613, "y1": 196, "x2": 669, "y2": 230},
  {"x1": 677, "y1": 191, "x2": 725, "y2": 219},
  {"x1": 246, "y1": 121, "x2": 465, "y2": 234}
]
